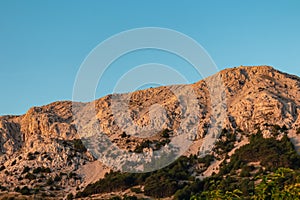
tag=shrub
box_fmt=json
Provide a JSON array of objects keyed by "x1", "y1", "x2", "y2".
[
  {"x1": 22, "y1": 166, "x2": 30, "y2": 174},
  {"x1": 46, "y1": 177, "x2": 54, "y2": 185},
  {"x1": 174, "y1": 186, "x2": 192, "y2": 200},
  {"x1": 213, "y1": 129, "x2": 236, "y2": 155},
  {"x1": 121, "y1": 132, "x2": 128, "y2": 138},
  {"x1": 123, "y1": 195, "x2": 138, "y2": 200},
  {"x1": 77, "y1": 156, "x2": 194, "y2": 198},
  {"x1": 134, "y1": 140, "x2": 152, "y2": 153},
  {"x1": 109, "y1": 196, "x2": 121, "y2": 200},
  {"x1": 198, "y1": 154, "x2": 214, "y2": 167},
  {"x1": 130, "y1": 187, "x2": 142, "y2": 194},
  {"x1": 144, "y1": 175, "x2": 178, "y2": 198},
  {"x1": 160, "y1": 139, "x2": 171, "y2": 146},
  {"x1": 25, "y1": 173, "x2": 36, "y2": 180},
  {"x1": 54, "y1": 174, "x2": 62, "y2": 182},
  {"x1": 68, "y1": 172, "x2": 77, "y2": 179},
  {"x1": 219, "y1": 133, "x2": 300, "y2": 175},
  {"x1": 11, "y1": 160, "x2": 16, "y2": 166},
  {"x1": 66, "y1": 193, "x2": 74, "y2": 200},
  {"x1": 33, "y1": 167, "x2": 42, "y2": 174},
  {"x1": 33, "y1": 167, "x2": 51, "y2": 174},
  {"x1": 72, "y1": 139, "x2": 87, "y2": 153},
  {"x1": 19, "y1": 186, "x2": 31, "y2": 195},
  {"x1": 0, "y1": 165, "x2": 5, "y2": 171},
  {"x1": 240, "y1": 166, "x2": 251, "y2": 177},
  {"x1": 161, "y1": 129, "x2": 170, "y2": 138},
  {"x1": 27, "y1": 152, "x2": 36, "y2": 160}
]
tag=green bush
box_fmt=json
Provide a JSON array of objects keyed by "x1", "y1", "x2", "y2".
[
  {"x1": 76, "y1": 126, "x2": 300, "y2": 199},
  {"x1": 77, "y1": 156, "x2": 194, "y2": 198},
  {"x1": 198, "y1": 154, "x2": 214, "y2": 167},
  {"x1": 144, "y1": 175, "x2": 178, "y2": 198},
  {"x1": 213, "y1": 128, "x2": 236, "y2": 155},
  {"x1": 219, "y1": 133, "x2": 300, "y2": 175},
  {"x1": 240, "y1": 165, "x2": 252, "y2": 177},
  {"x1": 66, "y1": 193, "x2": 73, "y2": 200}
]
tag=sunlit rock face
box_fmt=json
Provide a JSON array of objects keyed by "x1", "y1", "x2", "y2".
[{"x1": 0, "y1": 65, "x2": 300, "y2": 197}]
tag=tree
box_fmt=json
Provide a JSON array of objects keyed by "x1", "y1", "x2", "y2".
[{"x1": 253, "y1": 168, "x2": 300, "y2": 200}]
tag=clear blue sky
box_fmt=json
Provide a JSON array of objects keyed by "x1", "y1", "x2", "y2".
[{"x1": 1, "y1": 0, "x2": 300, "y2": 115}]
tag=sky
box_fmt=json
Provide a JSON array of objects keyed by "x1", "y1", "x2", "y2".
[{"x1": 1, "y1": 0, "x2": 300, "y2": 115}]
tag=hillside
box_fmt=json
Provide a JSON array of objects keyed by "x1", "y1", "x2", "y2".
[{"x1": 0, "y1": 65, "x2": 300, "y2": 199}]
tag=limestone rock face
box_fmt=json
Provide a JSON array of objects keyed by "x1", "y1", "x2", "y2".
[
  {"x1": 0, "y1": 65, "x2": 300, "y2": 197},
  {"x1": 90, "y1": 66, "x2": 300, "y2": 141},
  {"x1": 0, "y1": 116, "x2": 22, "y2": 155},
  {"x1": 221, "y1": 66, "x2": 300, "y2": 131}
]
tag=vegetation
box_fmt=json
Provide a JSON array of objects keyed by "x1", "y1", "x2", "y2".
[
  {"x1": 33, "y1": 166, "x2": 51, "y2": 174},
  {"x1": 121, "y1": 132, "x2": 128, "y2": 138},
  {"x1": 11, "y1": 160, "x2": 16, "y2": 166},
  {"x1": 133, "y1": 138, "x2": 171, "y2": 153},
  {"x1": 27, "y1": 152, "x2": 36, "y2": 160},
  {"x1": 66, "y1": 193, "x2": 74, "y2": 200},
  {"x1": 123, "y1": 196, "x2": 138, "y2": 200},
  {"x1": 110, "y1": 195, "x2": 138, "y2": 200},
  {"x1": 71, "y1": 139, "x2": 87, "y2": 153},
  {"x1": 22, "y1": 166, "x2": 30, "y2": 174},
  {"x1": 190, "y1": 168, "x2": 300, "y2": 200},
  {"x1": 253, "y1": 168, "x2": 300, "y2": 199},
  {"x1": 46, "y1": 177, "x2": 54, "y2": 185},
  {"x1": 130, "y1": 187, "x2": 142, "y2": 194},
  {"x1": 61, "y1": 139, "x2": 87, "y2": 153},
  {"x1": 134, "y1": 140, "x2": 152, "y2": 153},
  {"x1": 14, "y1": 186, "x2": 39, "y2": 195},
  {"x1": 213, "y1": 128, "x2": 236, "y2": 156},
  {"x1": 160, "y1": 128, "x2": 171, "y2": 138},
  {"x1": 76, "y1": 127, "x2": 300, "y2": 199},
  {"x1": 219, "y1": 132, "x2": 300, "y2": 175},
  {"x1": 24, "y1": 172, "x2": 36, "y2": 180},
  {"x1": 0, "y1": 185, "x2": 6, "y2": 192},
  {"x1": 76, "y1": 156, "x2": 196, "y2": 198},
  {"x1": 54, "y1": 174, "x2": 62, "y2": 182},
  {"x1": 297, "y1": 127, "x2": 300, "y2": 135},
  {"x1": 0, "y1": 165, "x2": 5, "y2": 171}
]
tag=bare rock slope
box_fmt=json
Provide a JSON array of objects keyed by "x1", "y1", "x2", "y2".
[{"x1": 0, "y1": 66, "x2": 300, "y2": 198}]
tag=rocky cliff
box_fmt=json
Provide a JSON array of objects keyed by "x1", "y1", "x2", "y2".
[{"x1": 0, "y1": 66, "x2": 300, "y2": 198}]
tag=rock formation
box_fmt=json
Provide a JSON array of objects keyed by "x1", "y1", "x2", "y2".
[{"x1": 0, "y1": 65, "x2": 300, "y2": 198}]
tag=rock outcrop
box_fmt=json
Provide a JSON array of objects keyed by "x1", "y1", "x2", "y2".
[{"x1": 0, "y1": 65, "x2": 300, "y2": 198}]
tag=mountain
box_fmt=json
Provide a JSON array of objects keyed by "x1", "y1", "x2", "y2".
[{"x1": 0, "y1": 66, "x2": 300, "y2": 199}]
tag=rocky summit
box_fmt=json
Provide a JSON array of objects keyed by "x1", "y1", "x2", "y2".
[{"x1": 0, "y1": 66, "x2": 300, "y2": 199}]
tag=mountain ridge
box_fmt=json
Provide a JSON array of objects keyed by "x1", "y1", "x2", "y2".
[{"x1": 1, "y1": 65, "x2": 300, "y2": 198}]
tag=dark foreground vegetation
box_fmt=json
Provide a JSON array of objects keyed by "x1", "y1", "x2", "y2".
[{"x1": 76, "y1": 128, "x2": 300, "y2": 199}]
